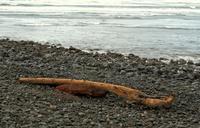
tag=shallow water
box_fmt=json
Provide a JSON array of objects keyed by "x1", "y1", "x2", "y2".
[{"x1": 0, "y1": 0, "x2": 200, "y2": 62}]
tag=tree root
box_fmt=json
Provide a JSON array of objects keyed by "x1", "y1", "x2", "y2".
[{"x1": 18, "y1": 77, "x2": 174, "y2": 107}]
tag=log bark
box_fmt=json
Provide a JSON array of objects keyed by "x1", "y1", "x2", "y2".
[
  {"x1": 55, "y1": 84, "x2": 107, "y2": 97},
  {"x1": 18, "y1": 77, "x2": 174, "y2": 107}
]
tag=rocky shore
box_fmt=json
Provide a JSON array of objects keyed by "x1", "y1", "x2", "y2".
[{"x1": 0, "y1": 39, "x2": 200, "y2": 128}]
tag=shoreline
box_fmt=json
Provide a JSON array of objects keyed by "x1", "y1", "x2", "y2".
[
  {"x1": 0, "y1": 39, "x2": 200, "y2": 127},
  {"x1": 1, "y1": 37, "x2": 200, "y2": 64}
]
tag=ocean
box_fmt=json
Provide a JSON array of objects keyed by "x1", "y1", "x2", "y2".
[{"x1": 0, "y1": 0, "x2": 200, "y2": 62}]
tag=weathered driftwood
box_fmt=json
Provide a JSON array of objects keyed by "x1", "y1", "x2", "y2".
[
  {"x1": 18, "y1": 77, "x2": 174, "y2": 107},
  {"x1": 55, "y1": 84, "x2": 107, "y2": 97}
]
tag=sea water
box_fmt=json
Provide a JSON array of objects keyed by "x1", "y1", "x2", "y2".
[{"x1": 0, "y1": 0, "x2": 200, "y2": 62}]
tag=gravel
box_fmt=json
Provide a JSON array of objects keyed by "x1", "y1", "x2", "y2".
[{"x1": 0, "y1": 39, "x2": 200, "y2": 128}]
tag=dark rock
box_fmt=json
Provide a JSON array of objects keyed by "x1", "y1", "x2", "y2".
[
  {"x1": 137, "y1": 64, "x2": 145, "y2": 70},
  {"x1": 107, "y1": 52, "x2": 123, "y2": 58},
  {"x1": 1, "y1": 51, "x2": 9, "y2": 57},
  {"x1": 159, "y1": 57, "x2": 168, "y2": 61},
  {"x1": 195, "y1": 62, "x2": 200, "y2": 66},
  {"x1": 187, "y1": 60, "x2": 194, "y2": 65},
  {"x1": 69, "y1": 46, "x2": 81, "y2": 53}
]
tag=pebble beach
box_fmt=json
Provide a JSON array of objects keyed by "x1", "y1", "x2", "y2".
[{"x1": 0, "y1": 39, "x2": 200, "y2": 128}]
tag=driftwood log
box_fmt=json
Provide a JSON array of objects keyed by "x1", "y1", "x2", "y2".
[
  {"x1": 55, "y1": 84, "x2": 108, "y2": 97},
  {"x1": 18, "y1": 77, "x2": 174, "y2": 107}
]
